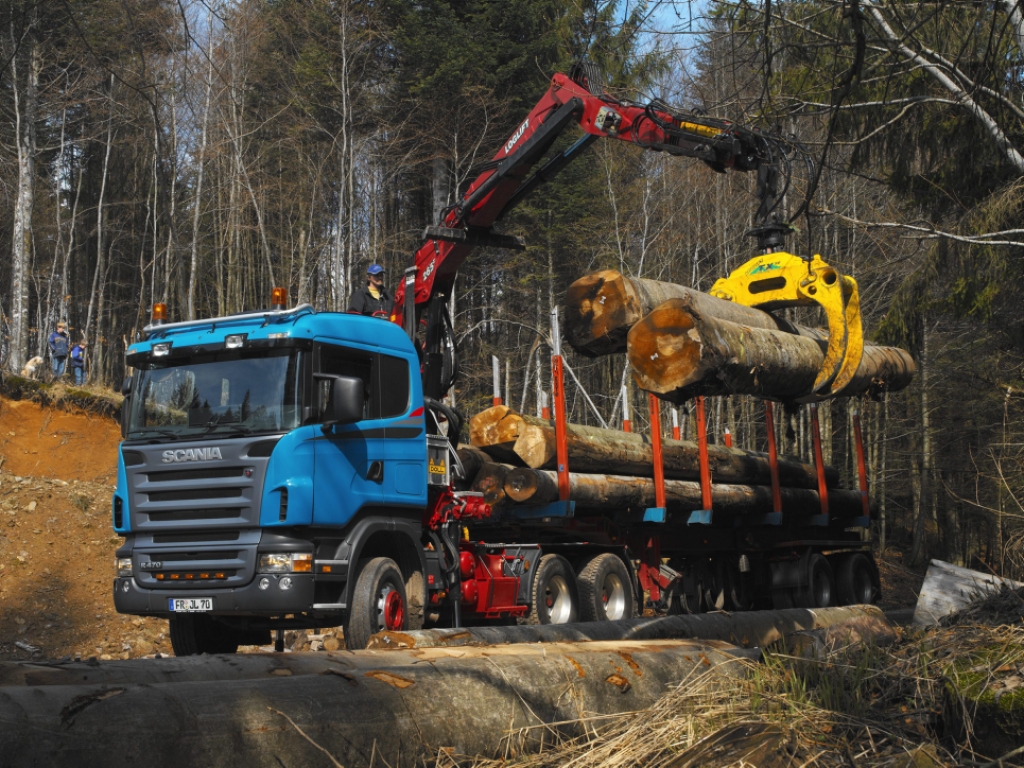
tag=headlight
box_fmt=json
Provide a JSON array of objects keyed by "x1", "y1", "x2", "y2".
[
  {"x1": 116, "y1": 557, "x2": 134, "y2": 577},
  {"x1": 257, "y1": 553, "x2": 312, "y2": 573},
  {"x1": 225, "y1": 334, "x2": 247, "y2": 349},
  {"x1": 152, "y1": 342, "x2": 172, "y2": 357}
]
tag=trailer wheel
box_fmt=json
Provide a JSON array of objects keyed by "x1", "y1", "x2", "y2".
[
  {"x1": 345, "y1": 557, "x2": 407, "y2": 650},
  {"x1": 168, "y1": 615, "x2": 240, "y2": 656},
  {"x1": 520, "y1": 554, "x2": 579, "y2": 625},
  {"x1": 578, "y1": 554, "x2": 635, "y2": 622},
  {"x1": 836, "y1": 553, "x2": 877, "y2": 605},
  {"x1": 794, "y1": 554, "x2": 835, "y2": 609}
]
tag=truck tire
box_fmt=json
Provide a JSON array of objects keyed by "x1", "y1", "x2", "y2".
[
  {"x1": 836, "y1": 553, "x2": 877, "y2": 605},
  {"x1": 793, "y1": 554, "x2": 835, "y2": 609},
  {"x1": 578, "y1": 553, "x2": 635, "y2": 622},
  {"x1": 520, "y1": 554, "x2": 579, "y2": 625},
  {"x1": 344, "y1": 557, "x2": 407, "y2": 650},
  {"x1": 168, "y1": 615, "x2": 241, "y2": 656}
]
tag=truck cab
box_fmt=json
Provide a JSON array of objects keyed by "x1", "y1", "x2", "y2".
[{"x1": 113, "y1": 303, "x2": 432, "y2": 652}]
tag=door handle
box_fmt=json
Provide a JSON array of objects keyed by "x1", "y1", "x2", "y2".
[{"x1": 366, "y1": 461, "x2": 384, "y2": 482}]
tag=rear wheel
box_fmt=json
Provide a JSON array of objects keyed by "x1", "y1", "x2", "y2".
[
  {"x1": 794, "y1": 554, "x2": 835, "y2": 609},
  {"x1": 169, "y1": 614, "x2": 241, "y2": 656},
  {"x1": 521, "y1": 554, "x2": 579, "y2": 625},
  {"x1": 578, "y1": 554, "x2": 635, "y2": 622},
  {"x1": 836, "y1": 553, "x2": 877, "y2": 605},
  {"x1": 345, "y1": 557, "x2": 408, "y2": 650}
]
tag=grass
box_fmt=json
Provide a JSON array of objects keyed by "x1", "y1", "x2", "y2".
[{"x1": 450, "y1": 625, "x2": 1024, "y2": 768}]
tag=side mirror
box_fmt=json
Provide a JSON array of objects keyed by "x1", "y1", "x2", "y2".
[
  {"x1": 120, "y1": 398, "x2": 131, "y2": 439},
  {"x1": 121, "y1": 376, "x2": 133, "y2": 396},
  {"x1": 322, "y1": 375, "x2": 364, "y2": 429}
]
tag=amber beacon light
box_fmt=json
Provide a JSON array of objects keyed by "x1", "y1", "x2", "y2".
[
  {"x1": 271, "y1": 287, "x2": 288, "y2": 311},
  {"x1": 151, "y1": 303, "x2": 168, "y2": 325}
]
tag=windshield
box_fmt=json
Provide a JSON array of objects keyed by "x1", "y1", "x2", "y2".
[{"x1": 128, "y1": 349, "x2": 304, "y2": 439}]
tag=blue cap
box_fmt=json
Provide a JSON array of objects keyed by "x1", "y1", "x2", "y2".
[{"x1": 367, "y1": 264, "x2": 384, "y2": 276}]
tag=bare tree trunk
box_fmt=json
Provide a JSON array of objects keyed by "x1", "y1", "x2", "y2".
[
  {"x1": 85, "y1": 79, "x2": 115, "y2": 353},
  {"x1": 911, "y1": 322, "x2": 932, "y2": 566},
  {"x1": 187, "y1": 59, "x2": 214, "y2": 320},
  {"x1": 8, "y1": 27, "x2": 40, "y2": 372}
]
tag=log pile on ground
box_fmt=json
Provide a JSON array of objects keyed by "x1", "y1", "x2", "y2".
[
  {"x1": 468, "y1": 406, "x2": 860, "y2": 518},
  {"x1": 563, "y1": 269, "x2": 915, "y2": 403}
]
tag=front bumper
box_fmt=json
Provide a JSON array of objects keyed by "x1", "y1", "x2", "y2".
[{"x1": 113, "y1": 572, "x2": 316, "y2": 617}]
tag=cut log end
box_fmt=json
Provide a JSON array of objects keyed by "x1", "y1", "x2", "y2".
[{"x1": 564, "y1": 270, "x2": 640, "y2": 357}]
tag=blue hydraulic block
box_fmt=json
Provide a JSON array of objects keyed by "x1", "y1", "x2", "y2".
[
  {"x1": 643, "y1": 507, "x2": 666, "y2": 523},
  {"x1": 687, "y1": 509, "x2": 713, "y2": 525}
]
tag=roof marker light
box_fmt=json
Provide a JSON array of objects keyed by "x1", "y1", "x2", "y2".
[
  {"x1": 271, "y1": 287, "x2": 288, "y2": 311},
  {"x1": 152, "y1": 342, "x2": 172, "y2": 357},
  {"x1": 152, "y1": 303, "x2": 168, "y2": 325}
]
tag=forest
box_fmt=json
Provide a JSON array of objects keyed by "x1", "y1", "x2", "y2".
[{"x1": 2, "y1": 0, "x2": 1023, "y2": 579}]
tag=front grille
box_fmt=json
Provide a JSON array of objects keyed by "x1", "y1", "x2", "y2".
[
  {"x1": 146, "y1": 467, "x2": 246, "y2": 482},
  {"x1": 157, "y1": 549, "x2": 239, "y2": 561},
  {"x1": 126, "y1": 440, "x2": 268, "y2": 532},
  {"x1": 148, "y1": 488, "x2": 244, "y2": 503},
  {"x1": 153, "y1": 531, "x2": 241, "y2": 544},
  {"x1": 145, "y1": 508, "x2": 244, "y2": 523}
]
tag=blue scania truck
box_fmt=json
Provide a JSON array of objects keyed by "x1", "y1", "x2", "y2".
[{"x1": 112, "y1": 67, "x2": 881, "y2": 654}]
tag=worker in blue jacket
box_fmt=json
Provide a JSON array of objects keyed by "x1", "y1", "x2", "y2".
[
  {"x1": 48, "y1": 322, "x2": 70, "y2": 378},
  {"x1": 70, "y1": 340, "x2": 87, "y2": 385}
]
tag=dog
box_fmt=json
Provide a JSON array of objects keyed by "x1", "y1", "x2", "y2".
[{"x1": 20, "y1": 356, "x2": 44, "y2": 378}]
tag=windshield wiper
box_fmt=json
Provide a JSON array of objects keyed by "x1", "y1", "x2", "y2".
[
  {"x1": 127, "y1": 428, "x2": 181, "y2": 440},
  {"x1": 202, "y1": 423, "x2": 255, "y2": 436}
]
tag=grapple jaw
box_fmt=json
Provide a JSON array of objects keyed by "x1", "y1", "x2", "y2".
[{"x1": 710, "y1": 253, "x2": 864, "y2": 396}]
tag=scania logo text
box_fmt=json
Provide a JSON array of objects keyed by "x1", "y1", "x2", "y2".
[
  {"x1": 141, "y1": 562, "x2": 163, "y2": 570},
  {"x1": 161, "y1": 447, "x2": 224, "y2": 463}
]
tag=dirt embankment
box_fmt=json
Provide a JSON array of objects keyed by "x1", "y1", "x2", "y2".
[{"x1": 0, "y1": 395, "x2": 170, "y2": 661}]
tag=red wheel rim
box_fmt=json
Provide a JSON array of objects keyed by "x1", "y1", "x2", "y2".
[{"x1": 383, "y1": 589, "x2": 405, "y2": 630}]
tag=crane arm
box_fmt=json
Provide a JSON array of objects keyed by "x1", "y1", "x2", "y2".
[{"x1": 391, "y1": 69, "x2": 781, "y2": 323}]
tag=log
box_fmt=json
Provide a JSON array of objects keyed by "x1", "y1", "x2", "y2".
[
  {"x1": 470, "y1": 462, "x2": 513, "y2": 513},
  {"x1": 627, "y1": 298, "x2": 915, "y2": 403},
  {"x1": 470, "y1": 406, "x2": 840, "y2": 489},
  {"x1": 368, "y1": 605, "x2": 892, "y2": 651},
  {"x1": 0, "y1": 640, "x2": 748, "y2": 768},
  {"x1": 565, "y1": 269, "x2": 826, "y2": 357},
  {"x1": 456, "y1": 444, "x2": 492, "y2": 483},
  {"x1": 501, "y1": 468, "x2": 864, "y2": 518}
]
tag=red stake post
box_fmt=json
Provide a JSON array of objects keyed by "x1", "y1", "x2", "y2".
[
  {"x1": 551, "y1": 311, "x2": 570, "y2": 502},
  {"x1": 671, "y1": 408, "x2": 681, "y2": 441},
  {"x1": 763, "y1": 400, "x2": 783, "y2": 516},
  {"x1": 723, "y1": 427, "x2": 733, "y2": 448},
  {"x1": 649, "y1": 393, "x2": 667, "y2": 511},
  {"x1": 852, "y1": 409, "x2": 871, "y2": 520},
  {"x1": 491, "y1": 356, "x2": 502, "y2": 407},
  {"x1": 809, "y1": 403, "x2": 829, "y2": 521},
  {"x1": 621, "y1": 385, "x2": 632, "y2": 433},
  {"x1": 696, "y1": 397, "x2": 712, "y2": 511}
]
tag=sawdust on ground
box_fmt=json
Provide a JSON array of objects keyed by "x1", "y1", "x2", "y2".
[{"x1": 0, "y1": 394, "x2": 925, "y2": 662}]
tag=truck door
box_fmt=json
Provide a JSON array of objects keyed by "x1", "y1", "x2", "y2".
[
  {"x1": 377, "y1": 352, "x2": 427, "y2": 507},
  {"x1": 313, "y1": 343, "x2": 384, "y2": 524}
]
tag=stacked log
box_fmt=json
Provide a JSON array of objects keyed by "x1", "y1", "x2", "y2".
[
  {"x1": 502, "y1": 468, "x2": 863, "y2": 518},
  {"x1": 470, "y1": 405, "x2": 838, "y2": 489},
  {"x1": 627, "y1": 298, "x2": 915, "y2": 403}
]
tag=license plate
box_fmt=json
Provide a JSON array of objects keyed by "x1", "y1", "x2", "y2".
[{"x1": 169, "y1": 597, "x2": 213, "y2": 612}]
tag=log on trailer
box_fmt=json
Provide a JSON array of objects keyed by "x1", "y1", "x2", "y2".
[
  {"x1": 564, "y1": 269, "x2": 819, "y2": 357},
  {"x1": 0, "y1": 641, "x2": 749, "y2": 768},
  {"x1": 627, "y1": 298, "x2": 915, "y2": 403},
  {"x1": 470, "y1": 406, "x2": 839, "y2": 489},
  {"x1": 501, "y1": 468, "x2": 864, "y2": 519}
]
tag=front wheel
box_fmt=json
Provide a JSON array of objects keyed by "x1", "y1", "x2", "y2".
[
  {"x1": 345, "y1": 557, "x2": 408, "y2": 650},
  {"x1": 520, "y1": 554, "x2": 579, "y2": 625},
  {"x1": 169, "y1": 614, "x2": 241, "y2": 656},
  {"x1": 578, "y1": 553, "x2": 635, "y2": 622}
]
